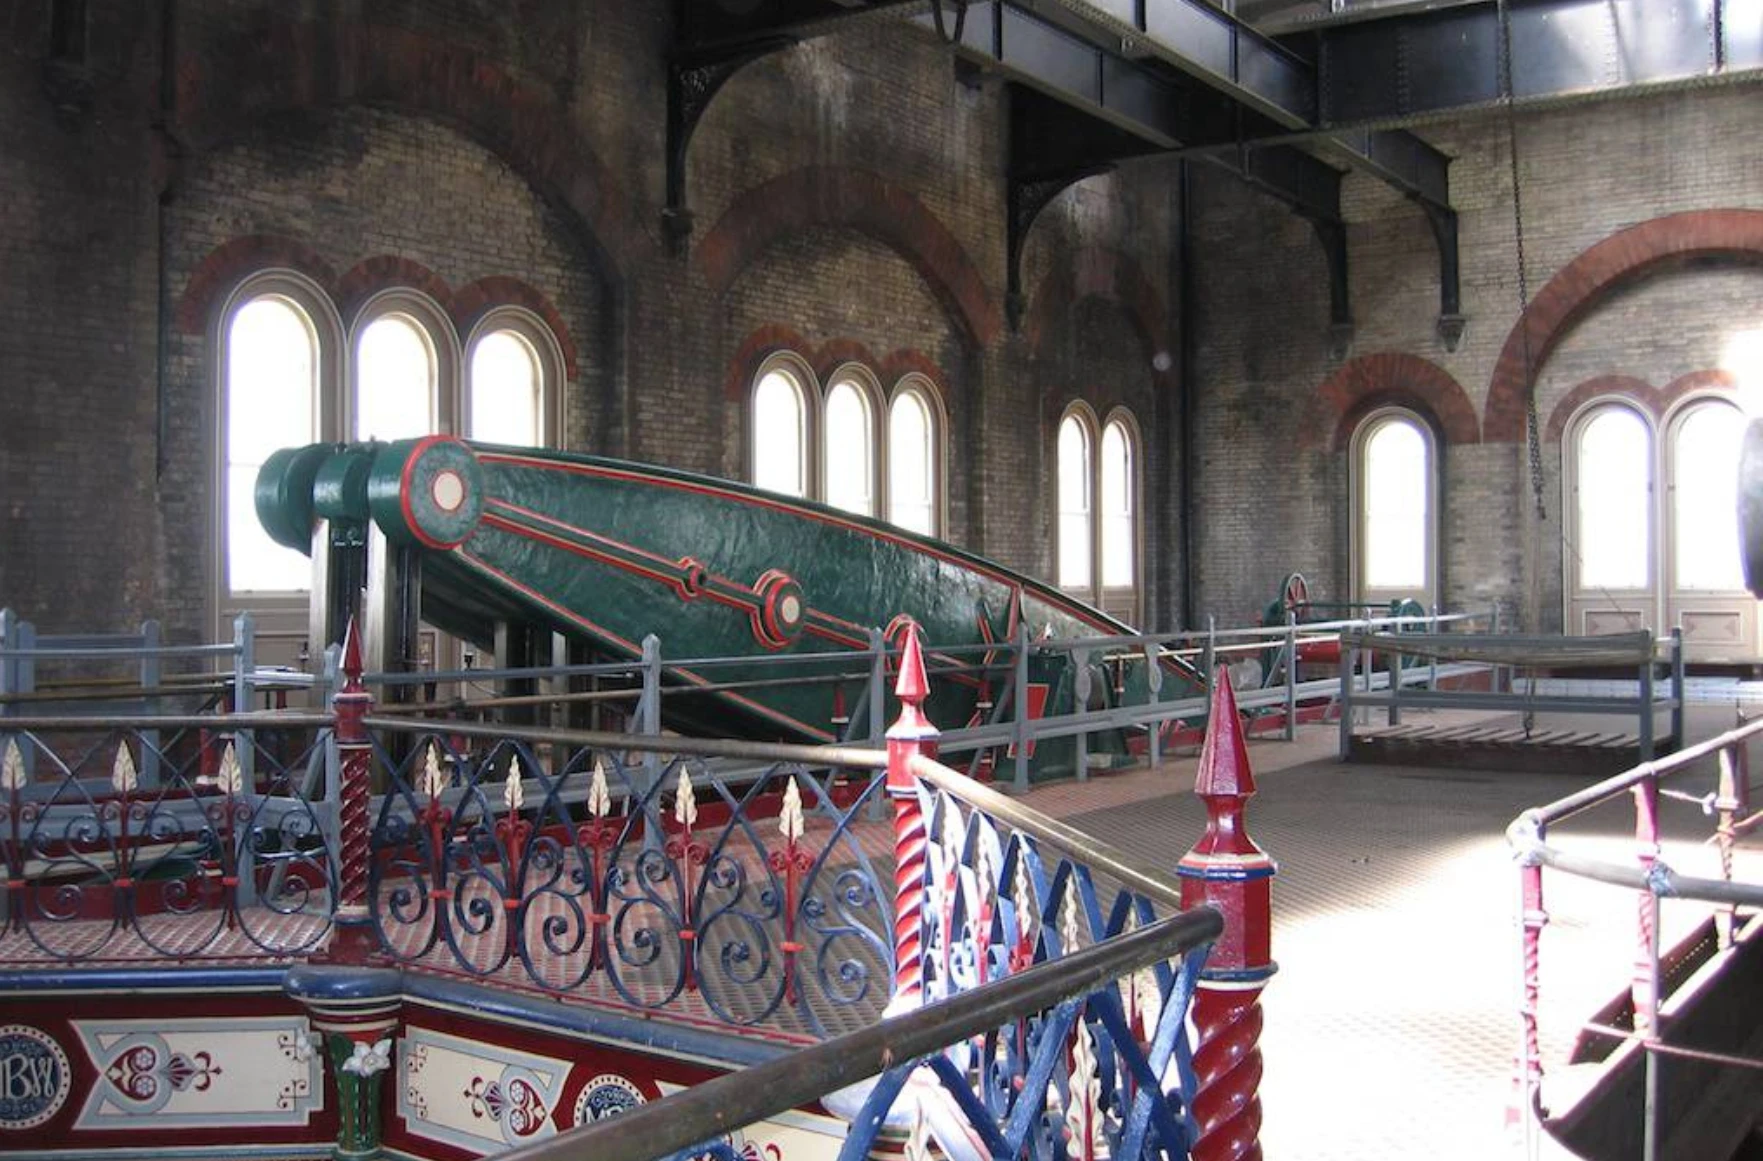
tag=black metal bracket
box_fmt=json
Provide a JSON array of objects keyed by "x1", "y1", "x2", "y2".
[
  {"x1": 1006, "y1": 168, "x2": 1110, "y2": 333},
  {"x1": 665, "y1": 46, "x2": 785, "y2": 254},
  {"x1": 1307, "y1": 215, "x2": 1354, "y2": 360},
  {"x1": 1418, "y1": 199, "x2": 1467, "y2": 352},
  {"x1": 665, "y1": 1, "x2": 931, "y2": 254}
]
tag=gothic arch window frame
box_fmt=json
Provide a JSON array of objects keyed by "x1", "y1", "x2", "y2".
[
  {"x1": 1097, "y1": 407, "x2": 1143, "y2": 623},
  {"x1": 1661, "y1": 392, "x2": 1747, "y2": 596},
  {"x1": 749, "y1": 351, "x2": 820, "y2": 500},
  {"x1": 463, "y1": 306, "x2": 566, "y2": 447},
  {"x1": 886, "y1": 372, "x2": 948, "y2": 538},
  {"x1": 1349, "y1": 406, "x2": 1439, "y2": 610},
  {"x1": 1056, "y1": 402, "x2": 1101, "y2": 596},
  {"x1": 347, "y1": 288, "x2": 460, "y2": 442},
  {"x1": 822, "y1": 361, "x2": 885, "y2": 519},
  {"x1": 211, "y1": 269, "x2": 346, "y2": 633},
  {"x1": 1561, "y1": 397, "x2": 1656, "y2": 638}
]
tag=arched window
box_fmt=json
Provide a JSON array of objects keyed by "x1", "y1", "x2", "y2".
[
  {"x1": 1668, "y1": 400, "x2": 1745, "y2": 592},
  {"x1": 469, "y1": 330, "x2": 541, "y2": 445},
  {"x1": 1351, "y1": 409, "x2": 1438, "y2": 607},
  {"x1": 824, "y1": 375, "x2": 876, "y2": 516},
  {"x1": 224, "y1": 295, "x2": 322, "y2": 593},
  {"x1": 1057, "y1": 411, "x2": 1095, "y2": 590},
  {"x1": 888, "y1": 381, "x2": 942, "y2": 536},
  {"x1": 1574, "y1": 405, "x2": 1651, "y2": 590},
  {"x1": 355, "y1": 312, "x2": 439, "y2": 441},
  {"x1": 1100, "y1": 418, "x2": 1137, "y2": 590},
  {"x1": 748, "y1": 356, "x2": 948, "y2": 535},
  {"x1": 465, "y1": 309, "x2": 563, "y2": 447},
  {"x1": 752, "y1": 361, "x2": 810, "y2": 498}
]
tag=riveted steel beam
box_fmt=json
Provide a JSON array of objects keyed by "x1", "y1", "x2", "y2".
[{"x1": 1292, "y1": 0, "x2": 1763, "y2": 128}]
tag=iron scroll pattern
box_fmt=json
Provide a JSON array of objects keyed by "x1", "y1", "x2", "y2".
[
  {"x1": 0, "y1": 726, "x2": 336, "y2": 961},
  {"x1": 366, "y1": 735, "x2": 894, "y2": 1036},
  {"x1": 885, "y1": 786, "x2": 1207, "y2": 1160}
]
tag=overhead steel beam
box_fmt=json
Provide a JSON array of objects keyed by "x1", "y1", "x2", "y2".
[
  {"x1": 1296, "y1": 0, "x2": 1763, "y2": 127},
  {"x1": 918, "y1": 3, "x2": 1345, "y2": 221},
  {"x1": 1028, "y1": 1, "x2": 1453, "y2": 205},
  {"x1": 678, "y1": 0, "x2": 933, "y2": 54}
]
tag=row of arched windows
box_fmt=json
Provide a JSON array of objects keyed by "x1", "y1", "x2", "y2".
[
  {"x1": 219, "y1": 274, "x2": 562, "y2": 603},
  {"x1": 748, "y1": 355, "x2": 947, "y2": 537},
  {"x1": 1347, "y1": 395, "x2": 1748, "y2": 644},
  {"x1": 1055, "y1": 406, "x2": 1140, "y2": 621}
]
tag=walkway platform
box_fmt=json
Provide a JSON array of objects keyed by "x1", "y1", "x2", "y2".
[{"x1": 1012, "y1": 699, "x2": 1763, "y2": 1161}]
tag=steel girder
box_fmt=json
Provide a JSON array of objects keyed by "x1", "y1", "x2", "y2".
[{"x1": 1287, "y1": 0, "x2": 1763, "y2": 128}]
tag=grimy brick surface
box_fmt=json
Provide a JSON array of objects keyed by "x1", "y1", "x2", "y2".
[{"x1": 2, "y1": 1, "x2": 1759, "y2": 654}]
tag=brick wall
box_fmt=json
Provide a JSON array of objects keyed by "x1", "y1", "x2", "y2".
[
  {"x1": 1191, "y1": 85, "x2": 1763, "y2": 631},
  {"x1": 0, "y1": 1, "x2": 160, "y2": 632},
  {"x1": 6, "y1": 0, "x2": 1755, "y2": 651}
]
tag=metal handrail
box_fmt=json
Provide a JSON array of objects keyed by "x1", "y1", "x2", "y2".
[
  {"x1": 492, "y1": 904, "x2": 1224, "y2": 1161},
  {"x1": 364, "y1": 714, "x2": 889, "y2": 770},
  {"x1": 0, "y1": 712, "x2": 334, "y2": 730},
  {"x1": 1526, "y1": 716, "x2": 1763, "y2": 828},
  {"x1": 911, "y1": 754, "x2": 1188, "y2": 910}
]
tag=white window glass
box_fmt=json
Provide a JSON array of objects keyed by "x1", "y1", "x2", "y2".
[
  {"x1": 227, "y1": 297, "x2": 317, "y2": 593},
  {"x1": 1673, "y1": 402, "x2": 1745, "y2": 591},
  {"x1": 824, "y1": 381, "x2": 875, "y2": 516},
  {"x1": 1362, "y1": 419, "x2": 1429, "y2": 589},
  {"x1": 888, "y1": 390, "x2": 936, "y2": 535},
  {"x1": 469, "y1": 330, "x2": 541, "y2": 445},
  {"x1": 355, "y1": 314, "x2": 435, "y2": 441},
  {"x1": 1101, "y1": 421, "x2": 1135, "y2": 587},
  {"x1": 1058, "y1": 416, "x2": 1092, "y2": 588},
  {"x1": 1577, "y1": 408, "x2": 1651, "y2": 589},
  {"x1": 753, "y1": 369, "x2": 807, "y2": 496}
]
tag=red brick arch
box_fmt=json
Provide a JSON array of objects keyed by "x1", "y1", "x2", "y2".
[
  {"x1": 174, "y1": 17, "x2": 639, "y2": 279},
  {"x1": 176, "y1": 241, "x2": 578, "y2": 379},
  {"x1": 1308, "y1": 352, "x2": 1479, "y2": 452},
  {"x1": 694, "y1": 167, "x2": 1002, "y2": 349},
  {"x1": 172, "y1": 235, "x2": 338, "y2": 334},
  {"x1": 1484, "y1": 209, "x2": 1763, "y2": 442},
  {"x1": 1022, "y1": 246, "x2": 1168, "y2": 362}
]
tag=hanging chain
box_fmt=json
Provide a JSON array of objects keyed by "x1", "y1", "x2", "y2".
[{"x1": 1498, "y1": 0, "x2": 1546, "y2": 523}]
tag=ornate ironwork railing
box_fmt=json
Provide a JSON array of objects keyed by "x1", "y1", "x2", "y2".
[
  {"x1": 0, "y1": 712, "x2": 337, "y2": 961},
  {"x1": 492, "y1": 903, "x2": 1223, "y2": 1161},
  {"x1": 361, "y1": 719, "x2": 895, "y2": 1038}
]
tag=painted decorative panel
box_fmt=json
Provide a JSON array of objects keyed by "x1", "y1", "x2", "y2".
[
  {"x1": 0, "y1": 1025, "x2": 73, "y2": 1131},
  {"x1": 1583, "y1": 609, "x2": 1646, "y2": 636},
  {"x1": 72, "y1": 1016, "x2": 322, "y2": 1129},
  {"x1": 1682, "y1": 610, "x2": 1743, "y2": 644},
  {"x1": 398, "y1": 1026, "x2": 570, "y2": 1152}
]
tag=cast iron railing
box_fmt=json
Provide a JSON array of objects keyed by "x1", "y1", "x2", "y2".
[{"x1": 1508, "y1": 714, "x2": 1763, "y2": 1161}]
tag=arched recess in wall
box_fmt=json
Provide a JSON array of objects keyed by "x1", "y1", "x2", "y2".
[
  {"x1": 169, "y1": 14, "x2": 639, "y2": 280},
  {"x1": 1022, "y1": 246, "x2": 1170, "y2": 375},
  {"x1": 693, "y1": 167, "x2": 1002, "y2": 349},
  {"x1": 1484, "y1": 209, "x2": 1763, "y2": 441},
  {"x1": 1311, "y1": 352, "x2": 1479, "y2": 453}
]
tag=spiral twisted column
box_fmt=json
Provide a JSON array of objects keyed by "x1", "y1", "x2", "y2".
[
  {"x1": 323, "y1": 618, "x2": 380, "y2": 965},
  {"x1": 885, "y1": 620, "x2": 938, "y2": 1014},
  {"x1": 1176, "y1": 669, "x2": 1275, "y2": 1161}
]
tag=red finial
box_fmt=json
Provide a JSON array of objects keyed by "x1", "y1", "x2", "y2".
[
  {"x1": 340, "y1": 616, "x2": 364, "y2": 692},
  {"x1": 1195, "y1": 665, "x2": 1255, "y2": 799},
  {"x1": 893, "y1": 619, "x2": 929, "y2": 707}
]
